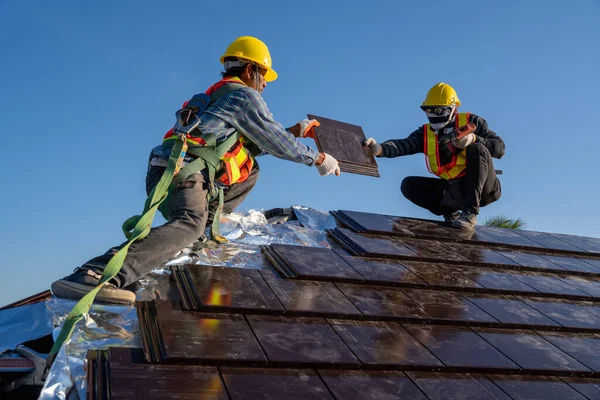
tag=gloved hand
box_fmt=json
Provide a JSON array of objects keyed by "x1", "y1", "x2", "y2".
[
  {"x1": 363, "y1": 137, "x2": 382, "y2": 156},
  {"x1": 296, "y1": 119, "x2": 320, "y2": 138},
  {"x1": 452, "y1": 132, "x2": 476, "y2": 149},
  {"x1": 316, "y1": 153, "x2": 341, "y2": 176}
]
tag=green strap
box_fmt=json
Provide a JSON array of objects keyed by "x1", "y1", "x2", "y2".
[
  {"x1": 211, "y1": 186, "x2": 225, "y2": 242},
  {"x1": 48, "y1": 137, "x2": 186, "y2": 362},
  {"x1": 48, "y1": 130, "x2": 243, "y2": 362}
]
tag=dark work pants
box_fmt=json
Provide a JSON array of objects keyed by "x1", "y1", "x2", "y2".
[
  {"x1": 78, "y1": 163, "x2": 260, "y2": 288},
  {"x1": 401, "y1": 143, "x2": 501, "y2": 216}
]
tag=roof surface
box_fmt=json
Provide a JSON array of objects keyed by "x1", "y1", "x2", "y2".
[{"x1": 85, "y1": 209, "x2": 600, "y2": 399}]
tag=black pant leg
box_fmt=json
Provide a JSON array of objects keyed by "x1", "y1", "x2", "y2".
[
  {"x1": 401, "y1": 176, "x2": 456, "y2": 216},
  {"x1": 463, "y1": 143, "x2": 502, "y2": 213}
]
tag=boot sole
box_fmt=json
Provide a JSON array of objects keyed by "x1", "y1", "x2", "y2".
[{"x1": 51, "y1": 280, "x2": 136, "y2": 305}]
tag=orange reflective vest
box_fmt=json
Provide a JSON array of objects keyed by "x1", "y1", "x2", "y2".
[
  {"x1": 424, "y1": 112, "x2": 470, "y2": 180},
  {"x1": 162, "y1": 76, "x2": 255, "y2": 186}
]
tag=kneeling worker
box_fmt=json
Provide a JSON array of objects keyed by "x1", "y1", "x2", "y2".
[{"x1": 364, "y1": 82, "x2": 505, "y2": 229}]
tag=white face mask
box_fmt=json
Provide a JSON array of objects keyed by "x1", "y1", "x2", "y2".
[{"x1": 425, "y1": 106, "x2": 456, "y2": 130}]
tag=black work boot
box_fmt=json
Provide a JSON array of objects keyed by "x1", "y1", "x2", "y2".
[
  {"x1": 443, "y1": 210, "x2": 461, "y2": 224},
  {"x1": 51, "y1": 269, "x2": 136, "y2": 305},
  {"x1": 452, "y1": 210, "x2": 477, "y2": 230}
]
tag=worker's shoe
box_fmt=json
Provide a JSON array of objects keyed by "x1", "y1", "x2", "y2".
[
  {"x1": 443, "y1": 210, "x2": 461, "y2": 224},
  {"x1": 51, "y1": 269, "x2": 136, "y2": 305},
  {"x1": 452, "y1": 210, "x2": 477, "y2": 230}
]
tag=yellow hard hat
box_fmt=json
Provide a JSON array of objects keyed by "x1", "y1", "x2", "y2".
[
  {"x1": 220, "y1": 36, "x2": 278, "y2": 82},
  {"x1": 422, "y1": 82, "x2": 461, "y2": 107}
]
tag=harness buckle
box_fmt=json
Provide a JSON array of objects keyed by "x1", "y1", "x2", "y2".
[{"x1": 174, "y1": 108, "x2": 202, "y2": 135}]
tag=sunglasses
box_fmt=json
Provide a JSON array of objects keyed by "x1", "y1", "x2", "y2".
[{"x1": 420, "y1": 106, "x2": 451, "y2": 115}]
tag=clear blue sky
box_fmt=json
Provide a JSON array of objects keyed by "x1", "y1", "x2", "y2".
[{"x1": 1, "y1": 0, "x2": 599, "y2": 306}]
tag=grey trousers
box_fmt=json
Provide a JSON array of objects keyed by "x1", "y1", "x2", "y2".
[{"x1": 78, "y1": 163, "x2": 260, "y2": 288}]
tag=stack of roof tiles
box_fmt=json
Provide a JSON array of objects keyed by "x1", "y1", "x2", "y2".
[
  {"x1": 86, "y1": 209, "x2": 600, "y2": 399},
  {"x1": 308, "y1": 114, "x2": 380, "y2": 177}
]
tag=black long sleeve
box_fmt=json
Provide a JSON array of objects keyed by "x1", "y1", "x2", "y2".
[
  {"x1": 378, "y1": 113, "x2": 505, "y2": 160},
  {"x1": 379, "y1": 128, "x2": 424, "y2": 158},
  {"x1": 470, "y1": 114, "x2": 505, "y2": 159}
]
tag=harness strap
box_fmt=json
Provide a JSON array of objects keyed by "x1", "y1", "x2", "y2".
[{"x1": 48, "y1": 135, "x2": 187, "y2": 363}]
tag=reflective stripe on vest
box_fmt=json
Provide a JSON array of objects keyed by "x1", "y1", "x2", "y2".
[
  {"x1": 424, "y1": 112, "x2": 470, "y2": 180},
  {"x1": 162, "y1": 76, "x2": 255, "y2": 186},
  {"x1": 219, "y1": 137, "x2": 255, "y2": 185}
]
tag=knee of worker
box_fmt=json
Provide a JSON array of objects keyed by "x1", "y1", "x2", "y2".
[
  {"x1": 466, "y1": 143, "x2": 490, "y2": 160},
  {"x1": 400, "y1": 177, "x2": 418, "y2": 201},
  {"x1": 170, "y1": 210, "x2": 208, "y2": 239}
]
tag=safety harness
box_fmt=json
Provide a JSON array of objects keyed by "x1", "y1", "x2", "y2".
[{"x1": 48, "y1": 77, "x2": 254, "y2": 363}]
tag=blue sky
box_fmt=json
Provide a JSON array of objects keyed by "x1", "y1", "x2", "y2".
[{"x1": 1, "y1": 0, "x2": 599, "y2": 306}]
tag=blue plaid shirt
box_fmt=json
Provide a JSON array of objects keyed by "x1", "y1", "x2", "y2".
[{"x1": 151, "y1": 87, "x2": 318, "y2": 166}]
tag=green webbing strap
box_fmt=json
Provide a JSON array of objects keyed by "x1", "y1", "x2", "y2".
[
  {"x1": 47, "y1": 137, "x2": 186, "y2": 363},
  {"x1": 48, "y1": 130, "x2": 244, "y2": 363}
]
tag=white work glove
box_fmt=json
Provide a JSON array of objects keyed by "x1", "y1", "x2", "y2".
[
  {"x1": 363, "y1": 137, "x2": 382, "y2": 156},
  {"x1": 316, "y1": 153, "x2": 341, "y2": 176},
  {"x1": 452, "y1": 132, "x2": 476, "y2": 149},
  {"x1": 297, "y1": 119, "x2": 320, "y2": 138}
]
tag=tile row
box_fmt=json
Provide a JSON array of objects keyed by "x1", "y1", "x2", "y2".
[
  {"x1": 170, "y1": 265, "x2": 600, "y2": 332},
  {"x1": 136, "y1": 300, "x2": 600, "y2": 377},
  {"x1": 258, "y1": 243, "x2": 600, "y2": 300},
  {"x1": 333, "y1": 209, "x2": 600, "y2": 256},
  {"x1": 326, "y1": 228, "x2": 600, "y2": 277},
  {"x1": 89, "y1": 347, "x2": 600, "y2": 399}
]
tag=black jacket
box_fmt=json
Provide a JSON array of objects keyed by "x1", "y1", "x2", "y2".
[{"x1": 379, "y1": 113, "x2": 505, "y2": 166}]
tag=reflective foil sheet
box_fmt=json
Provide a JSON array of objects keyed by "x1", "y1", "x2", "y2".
[{"x1": 39, "y1": 207, "x2": 332, "y2": 399}]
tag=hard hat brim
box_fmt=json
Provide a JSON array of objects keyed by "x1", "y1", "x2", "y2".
[
  {"x1": 220, "y1": 54, "x2": 278, "y2": 82},
  {"x1": 265, "y1": 68, "x2": 277, "y2": 82}
]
